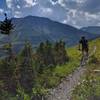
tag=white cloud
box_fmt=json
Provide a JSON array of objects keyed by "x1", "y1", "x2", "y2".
[
  {"x1": 0, "y1": 9, "x2": 4, "y2": 15},
  {"x1": 50, "y1": 0, "x2": 66, "y2": 7},
  {"x1": 62, "y1": 19, "x2": 68, "y2": 24},
  {"x1": 74, "y1": 0, "x2": 86, "y2": 4},
  {"x1": 40, "y1": 7, "x2": 53, "y2": 15},
  {"x1": 85, "y1": 12, "x2": 97, "y2": 20},
  {"x1": 63, "y1": 9, "x2": 100, "y2": 28},
  {"x1": 24, "y1": 0, "x2": 38, "y2": 7},
  {"x1": 58, "y1": 0, "x2": 66, "y2": 7},
  {"x1": 6, "y1": 0, "x2": 13, "y2": 8},
  {"x1": 16, "y1": 5, "x2": 21, "y2": 9},
  {"x1": 50, "y1": 0, "x2": 58, "y2": 5},
  {"x1": 14, "y1": 11, "x2": 22, "y2": 18},
  {"x1": 68, "y1": 9, "x2": 77, "y2": 17}
]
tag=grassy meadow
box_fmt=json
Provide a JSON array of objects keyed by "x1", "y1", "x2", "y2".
[{"x1": 72, "y1": 38, "x2": 100, "y2": 100}]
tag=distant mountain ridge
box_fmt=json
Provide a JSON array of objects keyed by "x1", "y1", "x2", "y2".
[
  {"x1": 0, "y1": 16, "x2": 99, "y2": 49},
  {"x1": 81, "y1": 26, "x2": 100, "y2": 35}
]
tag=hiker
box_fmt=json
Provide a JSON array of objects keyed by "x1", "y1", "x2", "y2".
[{"x1": 79, "y1": 36, "x2": 89, "y2": 57}]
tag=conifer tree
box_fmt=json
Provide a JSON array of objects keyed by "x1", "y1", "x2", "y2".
[
  {"x1": 53, "y1": 41, "x2": 60, "y2": 65},
  {"x1": 15, "y1": 41, "x2": 34, "y2": 93},
  {"x1": 44, "y1": 40, "x2": 55, "y2": 67},
  {"x1": 35, "y1": 42, "x2": 45, "y2": 72},
  {"x1": 59, "y1": 40, "x2": 69, "y2": 64},
  {"x1": 0, "y1": 13, "x2": 14, "y2": 60},
  {"x1": 0, "y1": 13, "x2": 17, "y2": 93},
  {"x1": 53, "y1": 40, "x2": 68, "y2": 65},
  {"x1": 36, "y1": 41, "x2": 55, "y2": 72},
  {"x1": 0, "y1": 58, "x2": 17, "y2": 93},
  {"x1": 0, "y1": 13, "x2": 14, "y2": 35}
]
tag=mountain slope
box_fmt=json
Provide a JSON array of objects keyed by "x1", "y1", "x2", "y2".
[
  {"x1": 0, "y1": 16, "x2": 99, "y2": 48},
  {"x1": 81, "y1": 26, "x2": 100, "y2": 35}
]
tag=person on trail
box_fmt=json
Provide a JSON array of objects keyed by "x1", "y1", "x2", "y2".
[{"x1": 79, "y1": 36, "x2": 89, "y2": 57}]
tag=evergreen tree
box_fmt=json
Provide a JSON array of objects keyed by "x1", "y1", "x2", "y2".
[
  {"x1": 0, "y1": 13, "x2": 14, "y2": 60},
  {"x1": 35, "y1": 42, "x2": 45, "y2": 72},
  {"x1": 53, "y1": 41, "x2": 61, "y2": 65},
  {"x1": 0, "y1": 58, "x2": 17, "y2": 94},
  {"x1": 59, "y1": 40, "x2": 69, "y2": 64},
  {"x1": 36, "y1": 41, "x2": 55, "y2": 73},
  {"x1": 0, "y1": 13, "x2": 14, "y2": 35},
  {"x1": 44, "y1": 40, "x2": 55, "y2": 67},
  {"x1": 15, "y1": 41, "x2": 34, "y2": 93},
  {"x1": 0, "y1": 13, "x2": 17, "y2": 94},
  {"x1": 53, "y1": 40, "x2": 69, "y2": 65}
]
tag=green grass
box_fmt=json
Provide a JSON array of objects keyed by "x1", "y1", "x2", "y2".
[
  {"x1": 89, "y1": 38, "x2": 100, "y2": 59},
  {"x1": 51, "y1": 45, "x2": 81, "y2": 85},
  {"x1": 38, "y1": 38, "x2": 100, "y2": 90},
  {"x1": 71, "y1": 38, "x2": 100, "y2": 100},
  {"x1": 36, "y1": 45, "x2": 81, "y2": 89}
]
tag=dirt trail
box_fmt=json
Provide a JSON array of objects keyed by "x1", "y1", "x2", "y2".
[
  {"x1": 47, "y1": 65, "x2": 86, "y2": 100},
  {"x1": 46, "y1": 47, "x2": 96, "y2": 100}
]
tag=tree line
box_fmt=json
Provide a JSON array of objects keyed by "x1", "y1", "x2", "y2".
[{"x1": 36, "y1": 40, "x2": 69, "y2": 72}]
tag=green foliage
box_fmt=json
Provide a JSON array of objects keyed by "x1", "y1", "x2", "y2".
[
  {"x1": 72, "y1": 38, "x2": 100, "y2": 100},
  {"x1": 89, "y1": 55, "x2": 98, "y2": 64},
  {"x1": 0, "y1": 13, "x2": 14, "y2": 35},
  {"x1": 53, "y1": 40, "x2": 69, "y2": 65},
  {"x1": 54, "y1": 60, "x2": 79, "y2": 78},
  {"x1": 17, "y1": 86, "x2": 31, "y2": 100},
  {"x1": 32, "y1": 86, "x2": 49, "y2": 95},
  {"x1": 35, "y1": 40, "x2": 69, "y2": 73},
  {"x1": 15, "y1": 42, "x2": 35, "y2": 93},
  {"x1": 0, "y1": 58, "x2": 17, "y2": 93},
  {"x1": 36, "y1": 40, "x2": 55, "y2": 71},
  {"x1": 72, "y1": 69, "x2": 100, "y2": 100},
  {"x1": 0, "y1": 90, "x2": 18, "y2": 100},
  {"x1": 0, "y1": 39, "x2": 81, "y2": 99}
]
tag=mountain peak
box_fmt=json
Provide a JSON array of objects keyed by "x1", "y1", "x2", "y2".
[{"x1": 23, "y1": 15, "x2": 51, "y2": 21}]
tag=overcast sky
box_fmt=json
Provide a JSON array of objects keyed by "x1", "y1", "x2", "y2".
[{"x1": 0, "y1": 0, "x2": 100, "y2": 28}]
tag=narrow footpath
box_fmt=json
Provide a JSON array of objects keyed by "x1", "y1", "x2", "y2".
[{"x1": 46, "y1": 47, "x2": 96, "y2": 100}]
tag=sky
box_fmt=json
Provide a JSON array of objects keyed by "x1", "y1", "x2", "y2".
[{"x1": 0, "y1": 0, "x2": 100, "y2": 28}]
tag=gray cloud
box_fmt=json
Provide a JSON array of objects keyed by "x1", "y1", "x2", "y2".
[
  {"x1": 81, "y1": 0, "x2": 100, "y2": 13},
  {"x1": 4, "y1": 0, "x2": 100, "y2": 28}
]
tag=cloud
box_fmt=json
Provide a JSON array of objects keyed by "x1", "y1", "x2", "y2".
[
  {"x1": 40, "y1": 7, "x2": 53, "y2": 14},
  {"x1": 0, "y1": 8, "x2": 5, "y2": 20},
  {"x1": 14, "y1": 11, "x2": 22, "y2": 18},
  {"x1": 6, "y1": 0, "x2": 37, "y2": 10},
  {"x1": 6, "y1": 0, "x2": 13, "y2": 8},
  {"x1": 81, "y1": 0, "x2": 100, "y2": 13},
  {"x1": 50, "y1": 0, "x2": 58, "y2": 5},
  {"x1": 49, "y1": 0, "x2": 100, "y2": 27},
  {"x1": 75, "y1": 0, "x2": 86, "y2": 4},
  {"x1": 50, "y1": 0, "x2": 67, "y2": 8},
  {"x1": 4, "y1": 0, "x2": 100, "y2": 28},
  {"x1": 6, "y1": 0, "x2": 21, "y2": 11},
  {"x1": 24, "y1": 0, "x2": 38, "y2": 7},
  {"x1": 58, "y1": 0, "x2": 66, "y2": 7},
  {"x1": 16, "y1": 5, "x2": 21, "y2": 9},
  {"x1": 0, "y1": 8, "x2": 4, "y2": 15},
  {"x1": 37, "y1": 6, "x2": 53, "y2": 17},
  {"x1": 62, "y1": 9, "x2": 100, "y2": 28}
]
